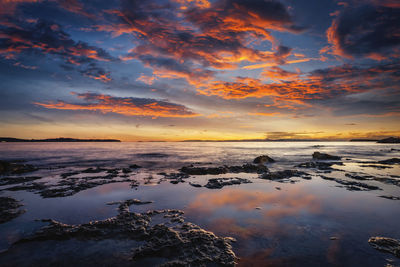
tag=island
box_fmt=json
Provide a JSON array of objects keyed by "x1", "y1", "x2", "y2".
[{"x1": 0, "y1": 137, "x2": 121, "y2": 142}]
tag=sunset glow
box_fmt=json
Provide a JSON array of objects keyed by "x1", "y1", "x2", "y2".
[{"x1": 0, "y1": 0, "x2": 399, "y2": 141}]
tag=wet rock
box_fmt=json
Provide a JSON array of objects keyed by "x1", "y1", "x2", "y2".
[
  {"x1": 261, "y1": 170, "x2": 309, "y2": 181},
  {"x1": 0, "y1": 196, "x2": 25, "y2": 224},
  {"x1": 320, "y1": 176, "x2": 381, "y2": 191},
  {"x1": 180, "y1": 166, "x2": 228, "y2": 175},
  {"x1": 312, "y1": 152, "x2": 341, "y2": 160},
  {"x1": 0, "y1": 160, "x2": 37, "y2": 175},
  {"x1": 129, "y1": 164, "x2": 142, "y2": 169},
  {"x1": 122, "y1": 168, "x2": 132, "y2": 174},
  {"x1": 180, "y1": 164, "x2": 268, "y2": 175},
  {"x1": 9, "y1": 202, "x2": 237, "y2": 266},
  {"x1": 275, "y1": 187, "x2": 281, "y2": 190},
  {"x1": 378, "y1": 158, "x2": 400, "y2": 165},
  {"x1": 345, "y1": 173, "x2": 373, "y2": 180},
  {"x1": 253, "y1": 155, "x2": 275, "y2": 164},
  {"x1": 297, "y1": 161, "x2": 343, "y2": 171},
  {"x1": 107, "y1": 199, "x2": 153, "y2": 213},
  {"x1": 229, "y1": 163, "x2": 268, "y2": 174},
  {"x1": 330, "y1": 237, "x2": 338, "y2": 240},
  {"x1": 60, "y1": 171, "x2": 80, "y2": 178},
  {"x1": 368, "y1": 237, "x2": 400, "y2": 257},
  {"x1": 360, "y1": 164, "x2": 393, "y2": 169},
  {"x1": 377, "y1": 137, "x2": 400, "y2": 144},
  {"x1": 379, "y1": 195, "x2": 400, "y2": 201},
  {"x1": 0, "y1": 176, "x2": 42, "y2": 186},
  {"x1": 189, "y1": 182, "x2": 202, "y2": 188},
  {"x1": 204, "y1": 177, "x2": 252, "y2": 189}
]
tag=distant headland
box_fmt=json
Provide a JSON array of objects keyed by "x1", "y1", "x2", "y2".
[{"x1": 0, "y1": 137, "x2": 121, "y2": 142}]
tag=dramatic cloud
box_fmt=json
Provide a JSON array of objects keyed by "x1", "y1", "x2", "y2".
[
  {"x1": 0, "y1": 19, "x2": 115, "y2": 81},
  {"x1": 199, "y1": 63, "x2": 400, "y2": 111},
  {"x1": 35, "y1": 92, "x2": 200, "y2": 118},
  {"x1": 96, "y1": 0, "x2": 303, "y2": 85},
  {"x1": 325, "y1": 1, "x2": 400, "y2": 60}
]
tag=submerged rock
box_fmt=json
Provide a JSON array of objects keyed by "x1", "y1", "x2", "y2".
[
  {"x1": 312, "y1": 152, "x2": 341, "y2": 160},
  {"x1": 180, "y1": 164, "x2": 267, "y2": 175},
  {"x1": 320, "y1": 176, "x2": 381, "y2": 191},
  {"x1": 261, "y1": 170, "x2": 309, "y2": 181},
  {"x1": 253, "y1": 155, "x2": 275, "y2": 164},
  {"x1": 8, "y1": 200, "x2": 237, "y2": 266},
  {"x1": 377, "y1": 137, "x2": 400, "y2": 144},
  {"x1": 379, "y1": 195, "x2": 400, "y2": 201},
  {"x1": 0, "y1": 196, "x2": 25, "y2": 224},
  {"x1": 368, "y1": 237, "x2": 400, "y2": 257},
  {"x1": 297, "y1": 161, "x2": 343, "y2": 171},
  {"x1": 204, "y1": 177, "x2": 252, "y2": 189},
  {"x1": 378, "y1": 158, "x2": 400, "y2": 165},
  {"x1": 189, "y1": 182, "x2": 202, "y2": 188},
  {"x1": 0, "y1": 176, "x2": 42, "y2": 186},
  {"x1": 0, "y1": 160, "x2": 37, "y2": 175}
]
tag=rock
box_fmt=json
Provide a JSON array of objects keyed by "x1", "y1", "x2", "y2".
[
  {"x1": 0, "y1": 176, "x2": 42, "y2": 186},
  {"x1": 255, "y1": 207, "x2": 262, "y2": 210},
  {"x1": 0, "y1": 196, "x2": 25, "y2": 224},
  {"x1": 360, "y1": 164, "x2": 393, "y2": 169},
  {"x1": 378, "y1": 158, "x2": 400, "y2": 165},
  {"x1": 261, "y1": 170, "x2": 309, "y2": 181},
  {"x1": 9, "y1": 202, "x2": 237, "y2": 266},
  {"x1": 330, "y1": 237, "x2": 338, "y2": 240},
  {"x1": 204, "y1": 177, "x2": 252, "y2": 189},
  {"x1": 377, "y1": 137, "x2": 400, "y2": 143},
  {"x1": 379, "y1": 195, "x2": 400, "y2": 201},
  {"x1": 345, "y1": 173, "x2": 373, "y2": 180},
  {"x1": 0, "y1": 160, "x2": 37, "y2": 175},
  {"x1": 129, "y1": 164, "x2": 142, "y2": 169},
  {"x1": 320, "y1": 175, "x2": 381, "y2": 191},
  {"x1": 297, "y1": 161, "x2": 343, "y2": 171},
  {"x1": 107, "y1": 199, "x2": 153, "y2": 213},
  {"x1": 312, "y1": 152, "x2": 341, "y2": 160},
  {"x1": 180, "y1": 166, "x2": 228, "y2": 175},
  {"x1": 368, "y1": 237, "x2": 400, "y2": 257},
  {"x1": 253, "y1": 155, "x2": 275, "y2": 164},
  {"x1": 180, "y1": 164, "x2": 268, "y2": 175},
  {"x1": 189, "y1": 182, "x2": 202, "y2": 188},
  {"x1": 122, "y1": 168, "x2": 132, "y2": 174},
  {"x1": 275, "y1": 187, "x2": 281, "y2": 190}
]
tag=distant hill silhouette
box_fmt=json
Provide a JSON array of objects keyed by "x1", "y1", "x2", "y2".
[{"x1": 0, "y1": 137, "x2": 121, "y2": 142}]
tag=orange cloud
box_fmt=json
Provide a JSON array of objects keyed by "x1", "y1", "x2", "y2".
[{"x1": 35, "y1": 92, "x2": 200, "y2": 118}]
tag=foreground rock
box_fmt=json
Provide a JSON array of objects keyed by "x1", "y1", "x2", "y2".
[
  {"x1": 7, "y1": 200, "x2": 237, "y2": 266},
  {"x1": 312, "y1": 152, "x2": 341, "y2": 160},
  {"x1": 180, "y1": 163, "x2": 267, "y2": 175},
  {"x1": 377, "y1": 158, "x2": 400, "y2": 165},
  {"x1": 368, "y1": 237, "x2": 400, "y2": 257},
  {"x1": 377, "y1": 137, "x2": 400, "y2": 143},
  {"x1": 253, "y1": 155, "x2": 275, "y2": 164},
  {"x1": 205, "y1": 177, "x2": 252, "y2": 189},
  {"x1": 261, "y1": 170, "x2": 310, "y2": 182},
  {"x1": 0, "y1": 160, "x2": 37, "y2": 175},
  {"x1": 320, "y1": 176, "x2": 381, "y2": 191},
  {"x1": 297, "y1": 161, "x2": 343, "y2": 171},
  {"x1": 0, "y1": 196, "x2": 25, "y2": 224}
]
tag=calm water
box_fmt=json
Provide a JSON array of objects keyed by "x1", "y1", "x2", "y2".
[{"x1": 0, "y1": 142, "x2": 399, "y2": 266}]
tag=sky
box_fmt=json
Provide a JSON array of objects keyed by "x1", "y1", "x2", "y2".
[{"x1": 0, "y1": 0, "x2": 399, "y2": 141}]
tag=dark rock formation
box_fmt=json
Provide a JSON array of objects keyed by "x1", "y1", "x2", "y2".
[
  {"x1": 253, "y1": 155, "x2": 275, "y2": 164},
  {"x1": 368, "y1": 237, "x2": 400, "y2": 257},
  {"x1": 379, "y1": 195, "x2": 400, "y2": 201},
  {"x1": 378, "y1": 158, "x2": 400, "y2": 165},
  {"x1": 0, "y1": 176, "x2": 42, "y2": 186},
  {"x1": 261, "y1": 170, "x2": 309, "y2": 181},
  {"x1": 8, "y1": 201, "x2": 237, "y2": 266},
  {"x1": 297, "y1": 161, "x2": 343, "y2": 171},
  {"x1": 204, "y1": 178, "x2": 252, "y2": 189},
  {"x1": 180, "y1": 164, "x2": 267, "y2": 175},
  {"x1": 312, "y1": 152, "x2": 341, "y2": 160},
  {"x1": 0, "y1": 160, "x2": 37, "y2": 175},
  {"x1": 189, "y1": 182, "x2": 202, "y2": 188},
  {"x1": 320, "y1": 176, "x2": 381, "y2": 191},
  {"x1": 377, "y1": 137, "x2": 400, "y2": 143},
  {"x1": 0, "y1": 196, "x2": 25, "y2": 224}
]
